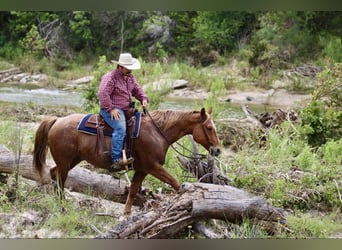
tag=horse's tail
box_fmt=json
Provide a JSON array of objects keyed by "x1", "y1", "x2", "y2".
[{"x1": 33, "y1": 116, "x2": 58, "y2": 184}]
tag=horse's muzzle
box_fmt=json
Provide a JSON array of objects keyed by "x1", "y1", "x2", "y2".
[{"x1": 209, "y1": 146, "x2": 221, "y2": 156}]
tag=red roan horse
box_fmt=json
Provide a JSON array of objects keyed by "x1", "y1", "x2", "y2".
[{"x1": 33, "y1": 107, "x2": 221, "y2": 215}]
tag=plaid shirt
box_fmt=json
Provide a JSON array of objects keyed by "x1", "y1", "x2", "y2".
[{"x1": 98, "y1": 68, "x2": 148, "y2": 112}]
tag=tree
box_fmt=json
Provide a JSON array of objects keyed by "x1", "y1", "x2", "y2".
[
  {"x1": 192, "y1": 11, "x2": 257, "y2": 55},
  {"x1": 19, "y1": 25, "x2": 46, "y2": 57}
]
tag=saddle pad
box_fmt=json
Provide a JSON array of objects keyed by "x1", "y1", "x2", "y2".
[
  {"x1": 77, "y1": 112, "x2": 142, "y2": 138},
  {"x1": 77, "y1": 114, "x2": 112, "y2": 136}
]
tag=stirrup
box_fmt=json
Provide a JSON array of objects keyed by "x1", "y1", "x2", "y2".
[{"x1": 109, "y1": 157, "x2": 134, "y2": 172}]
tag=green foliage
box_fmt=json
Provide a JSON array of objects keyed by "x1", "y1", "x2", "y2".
[
  {"x1": 7, "y1": 11, "x2": 38, "y2": 41},
  {"x1": 0, "y1": 121, "x2": 35, "y2": 154},
  {"x1": 82, "y1": 55, "x2": 110, "y2": 112},
  {"x1": 0, "y1": 42, "x2": 23, "y2": 61},
  {"x1": 320, "y1": 36, "x2": 342, "y2": 63},
  {"x1": 68, "y1": 11, "x2": 94, "y2": 51},
  {"x1": 224, "y1": 219, "x2": 270, "y2": 238},
  {"x1": 229, "y1": 123, "x2": 342, "y2": 211},
  {"x1": 1, "y1": 11, "x2": 342, "y2": 68},
  {"x1": 246, "y1": 11, "x2": 318, "y2": 77},
  {"x1": 192, "y1": 11, "x2": 256, "y2": 55},
  {"x1": 0, "y1": 184, "x2": 115, "y2": 238},
  {"x1": 168, "y1": 11, "x2": 197, "y2": 57},
  {"x1": 0, "y1": 60, "x2": 15, "y2": 70},
  {"x1": 19, "y1": 25, "x2": 46, "y2": 58},
  {"x1": 155, "y1": 42, "x2": 168, "y2": 59},
  {"x1": 300, "y1": 100, "x2": 341, "y2": 147},
  {"x1": 46, "y1": 203, "x2": 96, "y2": 237},
  {"x1": 204, "y1": 78, "x2": 225, "y2": 119},
  {"x1": 299, "y1": 63, "x2": 342, "y2": 147},
  {"x1": 287, "y1": 212, "x2": 342, "y2": 238}
]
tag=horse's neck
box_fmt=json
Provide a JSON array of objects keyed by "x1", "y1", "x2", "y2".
[{"x1": 161, "y1": 112, "x2": 197, "y2": 144}]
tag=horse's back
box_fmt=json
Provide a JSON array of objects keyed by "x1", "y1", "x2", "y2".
[
  {"x1": 47, "y1": 113, "x2": 85, "y2": 143},
  {"x1": 53, "y1": 113, "x2": 85, "y2": 128}
]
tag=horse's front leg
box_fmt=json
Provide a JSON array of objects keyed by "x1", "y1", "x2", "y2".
[
  {"x1": 124, "y1": 171, "x2": 147, "y2": 215},
  {"x1": 148, "y1": 166, "x2": 180, "y2": 192}
]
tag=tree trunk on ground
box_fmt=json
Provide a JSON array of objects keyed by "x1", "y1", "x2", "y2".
[
  {"x1": 97, "y1": 182, "x2": 287, "y2": 239},
  {"x1": 0, "y1": 145, "x2": 145, "y2": 206}
]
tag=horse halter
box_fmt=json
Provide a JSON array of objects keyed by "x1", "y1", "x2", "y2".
[
  {"x1": 201, "y1": 116, "x2": 213, "y2": 147},
  {"x1": 200, "y1": 113, "x2": 222, "y2": 157}
]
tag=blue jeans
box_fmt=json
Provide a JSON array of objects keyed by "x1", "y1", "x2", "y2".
[{"x1": 100, "y1": 108, "x2": 126, "y2": 162}]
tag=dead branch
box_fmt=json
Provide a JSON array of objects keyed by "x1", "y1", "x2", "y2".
[
  {"x1": 177, "y1": 136, "x2": 230, "y2": 185},
  {"x1": 97, "y1": 182, "x2": 287, "y2": 239}
]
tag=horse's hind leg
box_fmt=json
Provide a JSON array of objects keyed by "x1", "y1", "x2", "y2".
[
  {"x1": 124, "y1": 171, "x2": 147, "y2": 215},
  {"x1": 50, "y1": 165, "x2": 69, "y2": 200}
]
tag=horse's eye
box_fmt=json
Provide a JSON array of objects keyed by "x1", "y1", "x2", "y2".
[{"x1": 206, "y1": 126, "x2": 212, "y2": 132}]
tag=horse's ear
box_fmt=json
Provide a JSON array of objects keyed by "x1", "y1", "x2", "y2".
[
  {"x1": 200, "y1": 107, "x2": 206, "y2": 117},
  {"x1": 200, "y1": 107, "x2": 207, "y2": 121}
]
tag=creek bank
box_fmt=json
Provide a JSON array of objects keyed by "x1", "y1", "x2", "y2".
[{"x1": 168, "y1": 87, "x2": 311, "y2": 109}]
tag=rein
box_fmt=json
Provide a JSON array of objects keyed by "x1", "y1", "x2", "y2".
[{"x1": 144, "y1": 108, "x2": 208, "y2": 160}]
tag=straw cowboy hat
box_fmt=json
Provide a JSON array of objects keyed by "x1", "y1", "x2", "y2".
[{"x1": 111, "y1": 53, "x2": 141, "y2": 70}]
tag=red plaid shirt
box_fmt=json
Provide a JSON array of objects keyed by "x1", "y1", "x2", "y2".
[{"x1": 98, "y1": 68, "x2": 148, "y2": 112}]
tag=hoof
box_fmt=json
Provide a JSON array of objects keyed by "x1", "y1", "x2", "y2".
[{"x1": 123, "y1": 210, "x2": 131, "y2": 216}]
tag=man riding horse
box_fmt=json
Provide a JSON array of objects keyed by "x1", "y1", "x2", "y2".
[{"x1": 98, "y1": 53, "x2": 149, "y2": 172}]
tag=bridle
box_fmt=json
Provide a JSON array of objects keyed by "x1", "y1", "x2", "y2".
[{"x1": 143, "y1": 108, "x2": 211, "y2": 160}]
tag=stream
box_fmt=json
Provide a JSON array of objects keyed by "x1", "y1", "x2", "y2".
[
  {"x1": 0, "y1": 85, "x2": 280, "y2": 118},
  {"x1": 0, "y1": 85, "x2": 82, "y2": 107}
]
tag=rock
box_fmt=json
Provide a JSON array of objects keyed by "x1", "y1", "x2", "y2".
[
  {"x1": 0, "y1": 144, "x2": 10, "y2": 153},
  {"x1": 150, "y1": 79, "x2": 188, "y2": 91},
  {"x1": 13, "y1": 73, "x2": 28, "y2": 81},
  {"x1": 267, "y1": 89, "x2": 275, "y2": 97},
  {"x1": 67, "y1": 76, "x2": 94, "y2": 85},
  {"x1": 172, "y1": 79, "x2": 188, "y2": 89}
]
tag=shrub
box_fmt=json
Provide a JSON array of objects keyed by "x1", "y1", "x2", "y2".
[
  {"x1": 299, "y1": 63, "x2": 342, "y2": 147},
  {"x1": 320, "y1": 36, "x2": 342, "y2": 63}
]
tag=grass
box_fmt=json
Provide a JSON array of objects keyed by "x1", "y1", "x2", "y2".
[
  {"x1": 0, "y1": 180, "x2": 116, "y2": 238},
  {"x1": 0, "y1": 120, "x2": 35, "y2": 154},
  {"x1": 0, "y1": 60, "x2": 15, "y2": 70},
  {"x1": 286, "y1": 211, "x2": 342, "y2": 238}
]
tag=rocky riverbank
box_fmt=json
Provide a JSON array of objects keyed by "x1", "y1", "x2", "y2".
[{"x1": 169, "y1": 86, "x2": 311, "y2": 109}]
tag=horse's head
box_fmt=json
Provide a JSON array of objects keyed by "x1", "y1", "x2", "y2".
[{"x1": 192, "y1": 107, "x2": 221, "y2": 157}]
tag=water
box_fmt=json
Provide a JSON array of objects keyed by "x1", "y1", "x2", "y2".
[
  {"x1": 159, "y1": 97, "x2": 279, "y2": 119},
  {"x1": 0, "y1": 86, "x2": 82, "y2": 107},
  {"x1": 0, "y1": 85, "x2": 278, "y2": 117}
]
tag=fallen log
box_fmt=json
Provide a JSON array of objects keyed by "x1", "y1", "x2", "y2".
[
  {"x1": 0, "y1": 146, "x2": 145, "y2": 206},
  {"x1": 97, "y1": 182, "x2": 287, "y2": 239}
]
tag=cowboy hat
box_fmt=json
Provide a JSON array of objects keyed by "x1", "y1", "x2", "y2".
[{"x1": 111, "y1": 53, "x2": 141, "y2": 70}]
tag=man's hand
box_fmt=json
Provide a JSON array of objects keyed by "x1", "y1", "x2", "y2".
[
  {"x1": 142, "y1": 99, "x2": 148, "y2": 109},
  {"x1": 110, "y1": 109, "x2": 121, "y2": 120}
]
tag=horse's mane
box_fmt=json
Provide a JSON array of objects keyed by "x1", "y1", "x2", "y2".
[{"x1": 149, "y1": 109, "x2": 200, "y2": 131}]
